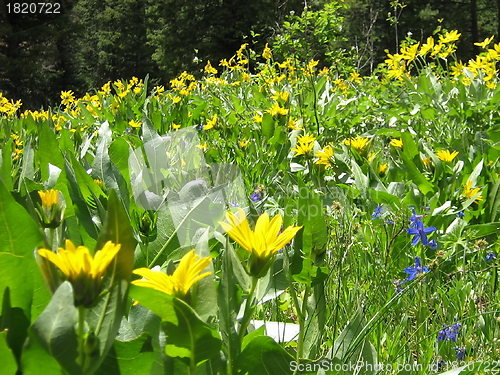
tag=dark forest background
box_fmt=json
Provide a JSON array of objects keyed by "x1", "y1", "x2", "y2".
[{"x1": 1, "y1": 0, "x2": 499, "y2": 109}]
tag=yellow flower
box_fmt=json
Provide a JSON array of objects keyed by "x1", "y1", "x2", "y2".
[
  {"x1": 288, "y1": 117, "x2": 302, "y2": 130},
  {"x1": 463, "y1": 180, "x2": 483, "y2": 204},
  {"x1": 422, "y1": 157, "x2": 431, "y2": 167},
  {"x1": 368, "y1": 152, "x2": 376, "y2": 162},
  {"x1": 349, "y1": 71, "x2": 362, "y2": 83},
  {"x1": 39, "y1": 189, "x2": 59, "y2": 209},
  {"x1": 451, "y1": 61, "x2": 464, "y2": 78},
  {"x1": 262, "y1": 43, "x2": 272, "y2": 60},
  {"x1": 475, "y1": 36, "x2": 495, "y2": 49},
  {"x1": 344, "y1": 135, "x2": 369, "y2": 151},
  {"x1": 204, "y1": 60, "x2": 218, "y2": 75},
  {"x1": 379, "y1": 163, "x2": 388, "y2": 174},
  {"x1": 94, "y1": 179, "x2": 104, "y2": 189},
  {"x1": 132, "y1": 249, "x2": 212, "y2": 299},
  {"x1": 486, "y1": 80, "x2": 497, "y2": 90},
  {"x1": 439, "y1": 30, "x2": 461, "y2": 44},
  {"x1": 196, "y1": 143, "x2": 208, "y2": 152},
  {"x1": 60, "y1": 90, "x2": 75, "y2": 106},
  {"x1": 129, "y1": 119, "x2": 142, "y2": 128},
  {"x1": 219, "y1": 209, "x2": 302, "y2": 277},
  {"x1": 419, "y1": 36, "x2": 435, "y2": 56},
  {"x1": 37, "y1": 240, "x2": 121, "y2": 306},
  {"x1": 266, "y1": 102, "x2": 288, "y2": 117},
  {"x1": 436, "y1": 149, "x2": 459, "y2": 162},
  {"x1": 239, "y1": 139, "x2": 250, "y2": 148},
  {"x1": 204, "y1": 114, "x2": 217, "y2": 130},
  {"x1": 172, "y1": 122, "x2": 181, "y2": 131},
  {"x1": 291, "y1": 142, "x2": 314, "y2": 156},
  {"x1": 400, "y1": 42, "x2": 420, "y2": 63},
  {"x1": 315, "y1": 145, "x2": 334, "y2": 168},
  {"x1": 390, "y1": 138, "x2": 403, "y2": 148}
]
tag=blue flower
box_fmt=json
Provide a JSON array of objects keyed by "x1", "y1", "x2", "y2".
[
  {"x1": 371, "y1": 205, "x2": 382, "y2": 220},
  {"x1": 404, "y1": 256, "x2": 429, "y2": 281},
  {"x1": 454, "y1": 347, "x2": 466, "y2": 361},
  {"x1": 250, "y1": 192, "x2": 262, "y2": 202},
  {"x1": 457, "y1": 211, "x2": 465, "y2": 218},
  {"x1": 229, "y1": 202, "x2": 240, "y2": 207},
  {"x1": 385, "y1": 219, "x2": 394, "y2": 225},
  {"x1": 126, "y1": 127, "x2": 131, "y2": 134},
  {"x1": 198, "y1": 124, "x2": 204, "y2": 130},
  {"x1": 428, "y1": 239, "x2": 438, "y2": 250},
  {"x1": 437, "y1": 321, "x2": 461, "y2": 343},
  {"x1": 407, "y1": 220, "x2": 436, "y2": 246},
  {"x1": 487, "y1": 251, "x2": 497, "y2": 262},
  {"x1": 409, "y1": 207, "x2": 425, "y2": 228}
]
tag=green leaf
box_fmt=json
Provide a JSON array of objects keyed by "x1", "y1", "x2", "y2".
[
  {"x1": 21, "y1": 329, "x2": 62, "y2": 375},
  {"x1": 0, "y1": 138, "x2": 13, "y2": 191},
  {"x1": 129, "y1": 285, "x2": 221, "y2": 365},
  {"x1": 95, "y1": 333, "x2": 154, "y2": 375},
  {"x1": 236, "y1": 335, "x2": 294, "y2": 375},
  {"x1": 0, "y1": 329, "x2": 18, "y2": 374},
  {"x1": 85, "y1": 189, "x2": 136, "y2": 374},
  {"x1": 262, "y1": 113, "x2": 274, "y2": 140},
  {"x1": 399, "y1": 152, "x2": 434, "y2": 195},
  {"x1": 31, "y1": 282, "x2": 81, "y2": 375},
  {"x1": 38, "y1": 123, "x2": 65, "y2": 182},
  {"x1": 0, "y1": 178, "x2": 50, "y2": 321}
]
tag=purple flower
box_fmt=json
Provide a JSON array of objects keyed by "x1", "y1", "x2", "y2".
[
  {"x1": 407, "y1": 220, "x2": 436, "y2": 246},
  {"x1": 250, "y1": 192, "x2": 262, "y2": 202},
  {"x1": 487, "y1": 251, "x2": 497, "y2": 262},
  {"x1": 404, "y1": 256, "x2": 429, "y2": 281},
  {"x1": 409, "y1": 207, "x2": 425, "y2": 229},
  {"x1": 371, "y1": 205, "x2": 383, "y2": 220},
  {"x1": 454, "y1": 347, "x2": 466, "y2": 360},
  {"x1": 437, "y1": 321, "x2": 461, "y2": 343}
]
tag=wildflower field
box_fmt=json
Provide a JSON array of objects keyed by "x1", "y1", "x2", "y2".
[{"x1": 1, "y1": 30, "x2": 500, "y2": 375}]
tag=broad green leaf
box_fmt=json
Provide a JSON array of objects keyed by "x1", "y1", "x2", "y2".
[
  {"x1": 0, "y1": 179, "x2": 50, "y2": 321},
  {"x1": 95, "y1": 333, "x2": 154, "y2": 375},
  {"x1": 39, "y1": 123, "x2": 65, "y2": 182},
  {"x1": 399, "y1": 152, "x2": 434, "y2": 195},
  {"x1": 85, "y1": 189, "x2": 136, "y2": 374},
  {"x1": 0, "y1": 138, "x2": 13, "y2": 191},
  {"x1": 262, "y1": 113, "x2": 274, "y2": 140},
  {"x1": 31, "y1": 282, "x2": 81, "y2": 375},
  {"x1": 236, "y1": 335, "x2": 294, "y2": 375},
  {"x1": 128, "y1": 285, "x2": 221, "y2": 365},
  {"x1": 0, "y1": 329, "x2": 19, "y2": 374}
]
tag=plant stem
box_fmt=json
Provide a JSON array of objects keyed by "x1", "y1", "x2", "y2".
[
  {"x1": 293, "y1": 284, "x2": 310, "y2": 375},
  {"x1": 77, "y1": 305, "x2": 86, "y2": 372},
  {"x1": 238, "y1": 276, "x2": 258, "y2": 342}
]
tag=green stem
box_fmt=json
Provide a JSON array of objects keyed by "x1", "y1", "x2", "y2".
[
  {"x1": 293, "y1": 284, "x2": 310, "y2": 375},
  {"x1": 77, "y1": 305, "x2": 86, "y2": 372},
  {"x1": 238, "y1": 276, "x2": 258, "y2": 342}
]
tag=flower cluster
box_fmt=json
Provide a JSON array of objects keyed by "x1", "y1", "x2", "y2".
[
  {"x1": 437, "y1": 321, "x2": 462, "y2": 343},
  {"x1": 407, "y1": 207, "x2": 437, "y2": 249},
  {"x1": 291, "y1": 132, "x2": 316, "y2": 157}
]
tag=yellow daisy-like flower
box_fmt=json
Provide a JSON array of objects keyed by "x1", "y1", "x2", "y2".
[
  {"x1": 436, "y1": 149, "x2": 459, "y2": 162},
  {"x1": 219, "y1": 209, "x2": 302, "y2": 277},
  {"x1": 463, "y1": 180, "x2": 483, "y2": 204},
  {"x1": 60, "y1": 90, "x2": 75, "y2": 106},
  {"x1": 132, "y1": 249, "x2": 212, "y2": 299},
  {"x1": 344, "y1": 135, "x2": 369, "y2": 151},
  {"x1": 39, "y1": 189, "x2": 59, "y2": 209},
  {"x1": 390, "y1": 138, "x2": 403, "y2": 148},
  {"x1": 291, "y1": 142, "x2": 314, "y2": 156},
  {"x1": 129, "y1": 119, "x2": 142, "y2": 128},
  {"x1": 254, "y1": 114, "x2": 263, "y2": 123},
  {"x1": 239, "y1": 139, "x2": 250, "y2": 148},
  {"x1": 196, "y1": 143, "x2": 208, "y2": 152},
  {"x1": 379, "y1": 163, "x2": 388, "y2": 174},
  {"x1": 262, "y1": 43, "x2": 272, "y2": 60},
  {"x1": 172, "y1": 123, "x2": 181, "y2": 131},
  {"x1": 422, "y1": 157, "x2": 431, "y2": 167},
  {"x1": 475, "y1": 36, "x2": 495, "y2": 49},
  {"x1": 37, "y1": 240, "x2": 121, "y2": 306},
  {"x1": 266, "y1": 102, "x2": 288, "y2": 117},
  {"x1": 315, "y1": 145, "x2": 334, "y2": 168},
  {"x1": 204, "y1": 114, "x2": 217, "y2": 130}
]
